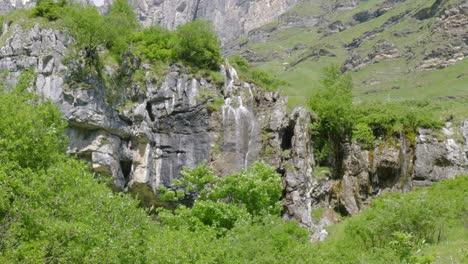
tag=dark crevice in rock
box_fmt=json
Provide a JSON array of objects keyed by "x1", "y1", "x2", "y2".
[
  {"x1": 120, "y1": 160, "x2": 132, "y2": 186},
  {"x1": 146, "y1": 102, "x2": 155, "y2": 122},
  {"x1": 375, "y1": 167, "x2": 401, "y2": 190},
  {"x1": 335, "y1": 202, "x2": 350, "y2": 217},
  {"x1": 280, "y1": 126, "x2": 294, "y2": 150}
]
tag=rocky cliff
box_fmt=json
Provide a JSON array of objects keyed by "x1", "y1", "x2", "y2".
[
  {"x1": 1, "y1": 1, "x2": 467, "y2": 236},
  {"x1": 0, "y1": 22, "x2": 314, "y2": 227},
  {"x1": 0, "y1": 0, "x2": 305, "y2": 43},
  {"x1": 124, "y1": 0, "x2": 305, "y2": 43},
  {"x1": 312, "y1": 122, "x2": 468, "y2": 216}
]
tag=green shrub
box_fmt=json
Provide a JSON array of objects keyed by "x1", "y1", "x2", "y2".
[
  {"x1": 0, "y1": 82, "x2": 66, "y2": 170},
  {"x1": 175, "y1": 20, "x2": 222, "y2": 70},
  {"x1": 63, "y1": 5, "x2": 107, "y2": 65},
  {"x1": 130, "y1": 26, "x2": 176, "y2": 63},
  {"x1": 32, "y1": 0, "x2": 66, "y2": 21},
  {"x1": 352, "y1": 123, "x2": 375, "y2": 149},
  {"x1": 104, "y1": 0, "x2": 139, "y2": 60},
  {"x1": 309, "y1": 65, "x2": 354, "y2": 176},
  {"x1": 63, "y1": 1, "x2": 137, "y2": 65},
  {"x1": 209, "y1": 161, "x2": 283, "y2": 216},
  {"x1": 355, "y1": 100, "x2": 442, "y2": 137}
]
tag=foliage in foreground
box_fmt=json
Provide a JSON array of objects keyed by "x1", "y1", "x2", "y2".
[{"x1": 157, "y1": 161, "x2": 283, "y2": 235}]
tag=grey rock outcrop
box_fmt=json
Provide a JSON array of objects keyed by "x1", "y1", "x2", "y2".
[
  {"x1": 282, "y1": 108, "x2": 314, "y2": 228},
  {"x1": 0, "y1": 23, "x2": 314, "y2": 228},
  {"x1": 0, "y1": 0, "x2": 309, "y2": 43},
  {"x1": 123, "y1": 0, "x2": 305, "y2": 43},
  {"x1": 414, "y1": 122, "x2": 468, "y2": 184},
  {"x1": 313, "y1": 133, "x2": 414, "y2": 216}
]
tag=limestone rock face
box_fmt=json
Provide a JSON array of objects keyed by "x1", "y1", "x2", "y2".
[
  {"x1": 124, "y1": 0, "x2": 305, "y2": 43},
  {"x1": 414, "y1": 122, "x2": 468, "y2": 184},
  {"x1": 0, "y1": 24, "x2": 314, "y2": 227},
  {"x1": 314, "y1": 133, "x2": 414, "y2": 216},
  {"x1": 0, "y1": 0, "x2": 305, "y2": 43},
  {"x1": 282, "y1": 108, "x2": 314, "y2": 228}
]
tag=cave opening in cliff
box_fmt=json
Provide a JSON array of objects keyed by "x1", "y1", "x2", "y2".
[
  {"x1": 281, "y1": 126, "x2": 294, "y2": 150},
  {"x1": 120, "y1": 160, "x2": 132, "y2": 185}
]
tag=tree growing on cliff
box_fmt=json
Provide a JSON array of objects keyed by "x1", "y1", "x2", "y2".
[
  {"x1": 175, "y1": 20, "x2": 222, "y2": 70},
  {"x1": 309, "y1": 65, "x2": 354, "y2": 178}
]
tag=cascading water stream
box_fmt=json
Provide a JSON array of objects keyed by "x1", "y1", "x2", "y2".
[
  {"x1": 219, "y1": 63, "x2": 257, "y2": 171},
  {"x1": 400, "y1": 132, "x2": 411, "y2": 192},
  {"x1": 221, "y1": 94, "x2": 256, "y2": 170}
]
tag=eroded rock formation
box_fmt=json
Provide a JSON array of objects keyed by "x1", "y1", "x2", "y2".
[{"x1": 0, "y1": 23, "x2": 314, "y2": 228}]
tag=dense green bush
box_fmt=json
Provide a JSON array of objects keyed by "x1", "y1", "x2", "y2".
[
  {"x1": 158, "y1": 161, "x2": 282, "y2": 234},
  {"x1": 355, "y1": 100, "x2": 442, "y2": 137},
  {"x1": 130, "y1": 26, "x2": 177, "y2": 63},
  {"x1": 104, "y1": 0, "x2": 139, "y2": 60},
  {"x1": 62, "y1": 5, "x2": 108, "y2": 66},
  {"x1": 309, "y1": 66, "x2": 443, "y2": 175},
  {"x1": 309, "y1": 65, "x2": 354, "y2": 176},
  {"x1": 175, "y1": 20, "x2": 222, "y2": 70},
  {"x1": 0, "y1": 72, "x2": 66, "y2": 170},
  {"x1": 60, "y1": 1, "x2": 137, "y2": 65},
  {"x1": 209, "y1": 162, "x2": 282, "y2": 216},
  {"x1": 352, "y1": 122, "x2": 375, "y2": 148},
  {"x1": 130, "y1": 20, "x2": 222, "y2": 70},
  {"x1": 32, "y1": 0, "x2": 67, "y2": 21}
]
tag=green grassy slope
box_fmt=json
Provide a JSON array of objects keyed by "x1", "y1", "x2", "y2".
[
  {"x1": 318, "y1": 176, "x2": 468, "y2": 263},
  {"x1": 230, "y1": 0, "x2": 467, "y2": 122}
]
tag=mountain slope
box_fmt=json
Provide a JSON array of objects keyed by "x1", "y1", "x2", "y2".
[{"x1": 228, "y1": 0, "x2": 467, "y2": 122}]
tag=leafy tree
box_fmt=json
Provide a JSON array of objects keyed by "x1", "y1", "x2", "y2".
[
  {"x1": 352, "y1": 122, "x2": 375, "y2": 149},
  {"x1": 130, "y1": 26, "x2": 177, "y2": 63},
  {"x1": 32, "y1": 0, "x2": 67, "y2": 21},
  {"x1": 158, "y1": 161, "x2": 283, "y2": 234},
  {"x1": 0, "y1": 71, "x2": 66, "y2": 170},
  {"x1": 172, "y1": 160, "x2": 216, "y2": 199},
  {"x1": 105, "y1": 0, "x2": 139, "y2": 60},
  {"x1": 63, "y1": 5, "x2": 107, "y2": 66},
  {"x1": 209, "y1": 161, "x2": 283, "y2": 216},
  {"x1": 175, "y1": 20, "x2": 222, "y2": 70},
  {"x1": 309, "y1": 65, "x2": 354, "y2": 177}
]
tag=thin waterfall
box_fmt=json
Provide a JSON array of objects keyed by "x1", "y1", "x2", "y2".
[
  {"x1": 400, "y1": 132, "x2": 411, "y2": 192},
  {"x1": 221, "y1": 94, "x2": 256, "y2": 170}
]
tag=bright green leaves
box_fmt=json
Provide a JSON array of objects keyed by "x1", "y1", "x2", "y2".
[
  {"x1": 130, "y1": 20, "x2": 222, "y2": 71},
  {"x1": 174, "y1": 20, "x2": 222, "y2": 71},
  {"x1": 130, "y1": 26, "x2": 177, "y2": 63},
  {"x1": 209, "y1": 161, "x2": 283, "y2": 216},
  {"x1": 105, "y1": 0, "x2": 139, "y2": 60},
  {"x1": 0, "y1": 87, "x2": 66, "y2": 170},
  {"x1": 309, "y1": 65, "x2": 354, "y2": 175},
  {"x1": 32, "y1": 0, "x2": 67, "y2": 21},
  {"x1": 157, "y1": 161, "x2": 282, "y2": 235},
  {"x1": 174, "y1": 160, "x2": 216, "y2": 199}
]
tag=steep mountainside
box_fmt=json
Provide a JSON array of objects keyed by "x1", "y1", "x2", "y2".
[
  {"x1": 124, "y1": 0, "x2": 305, "y2": 43},
  {"x1": 227, "y1": 0, "x2": 467, "y2": 114},
  {"x1": 0, "y1": 0, "x2": 306, "y2": 43}
]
